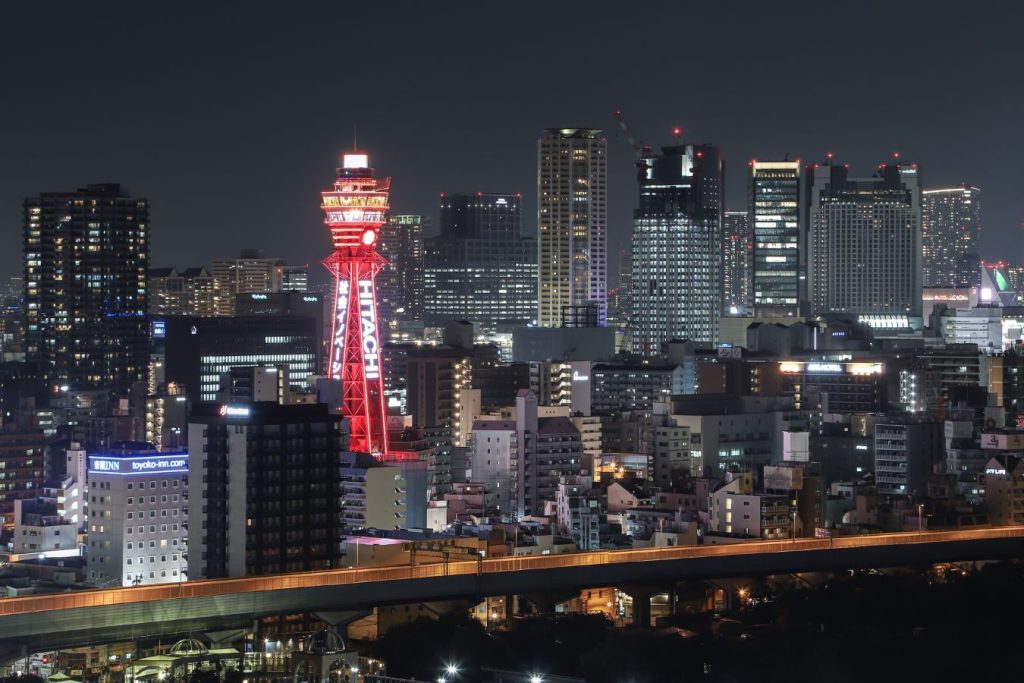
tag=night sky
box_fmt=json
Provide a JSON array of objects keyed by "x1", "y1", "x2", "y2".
[{"x1": 2, "y1": 1, "x2": 1022, "y2": 285}]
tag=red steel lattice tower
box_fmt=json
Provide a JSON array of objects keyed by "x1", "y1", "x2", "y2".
[{"x1": 321, "y1": 152, "x2": 390, "y2": 456}]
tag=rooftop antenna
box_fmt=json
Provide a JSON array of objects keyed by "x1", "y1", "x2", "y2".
[{"x1": 352, "y1": 122, "x2": 358, "y2": 152}]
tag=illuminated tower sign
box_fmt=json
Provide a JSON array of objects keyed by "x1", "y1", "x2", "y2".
[{"x1": 322, "y1": 152, "x2": 390, "y2": 456}]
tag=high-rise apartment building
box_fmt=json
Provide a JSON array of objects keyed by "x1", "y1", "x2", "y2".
[
  {"x1": 721, "y1": 211, "x2": 751, "y2": 313},
  {"x1": 211, "y1": 250, "x2": 299, "y2": 315},
  {"x1": 922, "y1": 185, "x2": 981, "y2": 289},
  {"x1": 631, "y1": 143, "x2": 723, "y2": 354},
  {"x1": 378, "y1": 215, "x2": 426, "y2": 332},
  {"x1": 537, "y1": 129, "x2": 607, "y2": 327},
  {"x1": 24, "y1": 184, "x2": 149, "y2": 393},
  {"x1": 423, "y1": 194, "x2": 536, "y2": 329},
  {"x1": 188, "y1": 401, "x2": 348, "y2": 578},
  {"x1": 149, "y1": 267, "x2": 221, "y2": 317},
  {"x1": 751, "y1": 161, "x2": 801, "y2": 316},
  {"x1": 0, "y1": 431, "x2": 45, "y2": 527},
  {"x1": 807, "y1": 162, "x2": 922, "y2": 317}
]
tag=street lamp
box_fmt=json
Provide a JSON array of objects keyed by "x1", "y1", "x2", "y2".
[
  {"x1": 446, "y1": 665, "x2": 459, "y2": 677},
  {"x1": 531, "y1": 676, "x2": 543, "y2": 683},
  {"x1": 917, "y1": 503, "x2": 924, "y2": 532}
]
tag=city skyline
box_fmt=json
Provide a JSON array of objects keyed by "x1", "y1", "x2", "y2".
[{"x1": 1, "y1": 2, "x2": 1021, "y2": 284}]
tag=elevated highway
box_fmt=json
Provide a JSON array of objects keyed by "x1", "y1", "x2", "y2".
[{"x1": 1, "y1": 527, "x2": 1022, "y2": 654}]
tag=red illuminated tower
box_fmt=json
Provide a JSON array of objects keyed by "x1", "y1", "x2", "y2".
[{"x1": 321, "y1": 152, "x2": 390, "y2": 456}]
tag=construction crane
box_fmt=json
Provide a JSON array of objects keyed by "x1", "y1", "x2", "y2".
[{"x1": 612, "y1": 110, "x2": 653, "y2": 165}]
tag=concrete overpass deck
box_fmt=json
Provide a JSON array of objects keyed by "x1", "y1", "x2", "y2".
[{"x1": 1, "y1": 527, "x2": 1022, "y2": 654}]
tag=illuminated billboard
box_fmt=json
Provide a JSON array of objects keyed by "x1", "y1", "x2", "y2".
[{"x1": 88, "y1": 452, "x2": 189, "y2": 476}]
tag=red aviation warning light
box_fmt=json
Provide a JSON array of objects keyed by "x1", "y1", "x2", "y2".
[{"x1": 321, "y1": 151, "x2": 390, "y2": 457}]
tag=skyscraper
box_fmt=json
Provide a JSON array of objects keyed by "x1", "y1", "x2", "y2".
[
  {"x1": 922, "y1": 185, "x2": 981, "y2": 289},
  {"x1": 537, "y1": 129, "x2": 607, "y2": 327},
  {"x1": 423, "y1": 193, "x2": 536, "y2": 329},
  {"x1": 378, "y1": 214, "x2": 426, "y2": 333},
  {"x1": 631, "y1": 143, "x2": 723, "y2": 354},
  {"x1": 721, "y1": 211, "x2": 751, "y2": 314},
  {"x1": 750, "y1": 161, "x2": 801, "y2": 316},
  {"x1": 24, "y1": 184, "x2": 149, "y2": 393},
  {"x1": 807, "y1": 161, "x2": 922, "y2": 317}
]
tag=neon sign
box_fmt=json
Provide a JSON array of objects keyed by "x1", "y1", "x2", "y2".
[
  {"x1": 88, "y1": 453, "x2": 189, "y2": 476},
  {"x1": 331, "y1": 279, "x2": 351, "y2": 377},
  {"x1": 806, "y1": 362, "x2": 843, "y2": 374}
]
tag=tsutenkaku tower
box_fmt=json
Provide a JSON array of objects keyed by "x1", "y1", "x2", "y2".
[{"x1": 321, "y1": 152, "x2": 390, "y2": 456}]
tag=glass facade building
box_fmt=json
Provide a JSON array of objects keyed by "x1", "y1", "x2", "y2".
[
  {"x1": 378, "y1": 214, "x2": 426, "y2": 332},
  {"x1": 721, "y1": 210, "x2": 752, "y2": 314},
  {"x1": 156, "y1": 315, "x2": 320, "y2": 403},
  {"x1": 631, "y1": 143, "x2": 723, "y2": 354},
  {"x1": 751, "y1": 161, "x2": 801, "y2": 316},
  {"x1": 424, "y1": 193, "x2": 537, "y2": 330}
]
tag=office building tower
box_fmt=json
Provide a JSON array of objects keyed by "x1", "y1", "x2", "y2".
[
  {"x1": 188, "y1": 402, "x2": 348, "y2": 578},
  {"x1": 378, "y1": 215, "x2": 426, "y2": 332},
  {"x1": 149, "y1": 267, "x2": 221, "y2": 317},
  {"x1": 424, "y1": 194, "x2": 536, "y2": 329},
  {"x1": 750, "y1": 161, "x2": 801, "y2": 316},
  {"x1": 85, "y1": 445, "x2": 188, "y2": 587},
  {"x1": 537, "y1": 129, "x2": 607, "y2": 327},
  {"x1": 155, "y1": 315, "x2": 320, "y2": 403},
  {"x1": 631, "y1": 143, "x2": 723, "y2": 354},
  {"x1": 922, "y1": 185, "x2": 981, "y2": 289},
  {"x1": 807, "y1": 161, "x2": 922, "y2": 317},
  {"x1": 278, "y1": 265, "x2": 309, "y2": 292},
  {"x1": 24, "y1": 184, "x2": 149, "y2": 393},
  {"x1": 721, "y1": 211, "x2": 751, "y2": 314}
]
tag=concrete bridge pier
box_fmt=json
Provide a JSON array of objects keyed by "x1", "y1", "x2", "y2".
[{"x1": 619, "y1": 584, "x2": 670, "y2": 628}]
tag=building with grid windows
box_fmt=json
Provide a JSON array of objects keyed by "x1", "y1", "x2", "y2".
[
  {"x1": 85, "y1": 444, "x2": 188, "y2": 587},
  {"x1": 807, "y1": 161, "x2": 922, "y2": 317},
  {"x1": 537, "y1": 129, "x2": 607, "y2": 327},
  {"x1": 187, "y1": 402, "x2": 348, "y2": 579},
  {"x1": 423, "y1": 193, "x2": 536, "y2": 330},
  {"x1": 922, "y1": 185, "x2": 981, "y2": 289},
  {"x1": 156, "y1": 315, "x2": 319, "y2": 403},
  {"x1": 24, "y1": 184, "x2": 149, "y2": 394},
  {"x1": 149, "y1": 267, "x2": 221, "y2": 317},
  {"x1": 378, "y1": 214, "x2": 426, "y2": 333},
  {"x1": 631, "y1": 143, "x2": 723, "y2": 353},
  {"x1": 721, "y1": 211, "x2": 751, "y2": 313},
  {"x1": 750, "y1": 161, "x2": 801, "y2": 317}
]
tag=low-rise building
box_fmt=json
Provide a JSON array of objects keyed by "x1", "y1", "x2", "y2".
[
  {"x1": 983, "y1": 455, "x2": 1024, "y2": 525},
  {"x1": 12, "y1": 497, "x2": 77, "y2": 555},
  {"x1": 709, "y1": 473, "x2": 793, "y2": 539}
]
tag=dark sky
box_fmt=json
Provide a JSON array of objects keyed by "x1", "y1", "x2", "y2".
[{"x1": 2, "y1": 1, "x2": 1022, "y2": 285}]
